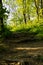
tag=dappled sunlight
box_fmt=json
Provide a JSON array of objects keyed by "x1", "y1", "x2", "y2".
[{"x1": 15, "y1": 47, "x2": 43, "y2": 50}]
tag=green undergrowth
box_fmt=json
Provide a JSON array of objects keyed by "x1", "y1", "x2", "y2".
[
  {"x1": 10, "y1": 19, "x2": 43, "y2": 32},
  {"x1": 1, "y1": 19, "x2": 43, "y2": 40},
  {"x1": 7, "y1": 19, "x2": 43, "y2": 39}
]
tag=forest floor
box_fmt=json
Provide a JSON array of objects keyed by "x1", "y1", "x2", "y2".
[{"x1": 0, "y1": 32, "x2": 43, "y2": 65}]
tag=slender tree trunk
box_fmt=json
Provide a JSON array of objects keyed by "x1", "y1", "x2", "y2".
[
  {"x1": 23, "y1": 0, "x2": 26, "y2": 23},
  {"x1": 34, "y1": 0, "x2": 39, "y2": 20},
  {"x1": 27, "y1": 0, "x2": 30, "y2": 21},
  {"x1": 0, "y1": 0, "x2": 4, "y2": 33},
  {"x1": 41, "y1": 0, "x2": 43, "y2": 17},
  {"x1": 28, "y1": 13, "x2": 30, "y2": 20},
  {"x1": 23, "y1": 13, "x2": 26, "y2": 23}
]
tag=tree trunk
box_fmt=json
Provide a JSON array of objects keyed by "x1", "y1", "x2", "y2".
[
  {"x1": 41, "y1": 0, "x2": 43, "y2": 17},
  {"x1": 23, "y1": 13, "x2": 26, "y2": 23},
  {"x1": 34, "y1": 0, "x2": 39, "y2": 20},
  {"x1": 0, "y1": 0, "x2": 4, "y2": 33},
  {"x1": 28, "y1": 13, "x2": 30, "y2": 20},
  {"x1": 23, "y1": 0, "x2": 26, "y2": 23}
]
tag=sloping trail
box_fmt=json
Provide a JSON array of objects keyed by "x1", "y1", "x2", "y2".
[
  {"x1": 0, "y1": 41, "x2": 43, "y2": 65},
  {"x1": 0, "y1": 37, "x2": 43, "y2": 61}
]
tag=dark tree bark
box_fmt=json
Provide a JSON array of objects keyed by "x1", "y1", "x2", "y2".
[
  {"x1": 23, "y1": 13, "x2": 26, "y2": 23},
  {"x1": 0, "y1": 0, "x2": 4, "y2": 33}
]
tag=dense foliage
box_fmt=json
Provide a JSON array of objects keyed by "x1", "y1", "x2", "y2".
[{"x1": 0, "y1": 0, "x2": 43, "y2": 39}]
